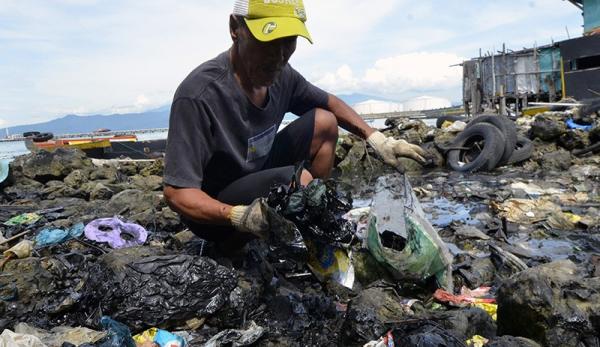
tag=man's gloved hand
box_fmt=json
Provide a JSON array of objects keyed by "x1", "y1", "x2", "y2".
[
  {"x1": 367, "y1": 131, "x2": 427, "y2": 172},
  {"x1": 229, "y1": 198, "x2": 270, "y2": 239}
]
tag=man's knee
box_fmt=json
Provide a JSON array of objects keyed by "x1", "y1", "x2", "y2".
[{"x1": 314, "y1": 108, "x2": 338, "y2": 139}]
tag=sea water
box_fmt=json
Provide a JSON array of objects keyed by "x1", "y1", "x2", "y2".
[
  {"x1": 0, "y1": 130, "x2": 170, "y2": 161},
  {"x1": 0, "y1": 115, "x2": 424, "y2": 161}
]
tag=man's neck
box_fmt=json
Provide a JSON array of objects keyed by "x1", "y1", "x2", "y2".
[{"x1": 229, "y1": 47, "x2": 268, "y2": 108}]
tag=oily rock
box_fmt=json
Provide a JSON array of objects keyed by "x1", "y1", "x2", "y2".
[
  {"x1": 530, "y1": 114, "x2": 567, "y2": 142},
  {"x1": 130, "y1": 174, "x2": 163, "y2": 191},
  {"x1": 89, "y1": 183, "x2": 114, "y2": 200},
  {"x1": 341, "y1": 285, "x2": 409, "y2": 346},
  {"x1": 12, "y1": 148, "x2": 93, "y2": 183},
  {"x1": 106, "y1": 189, "x2": 164, "y2": 216},
  {"x1": 63, "y1": 169, "x2": 90, "y2": 188},
  {"x1": 497, "y1": 260, "x2": 600, "y2": 347},
  {"x1": 139, "y1": 159, "x2": 164, "y2": 177}
]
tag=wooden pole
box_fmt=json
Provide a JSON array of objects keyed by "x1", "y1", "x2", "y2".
[{"x1": 560, "y1": 57, "x2": 567, "y2": 100}]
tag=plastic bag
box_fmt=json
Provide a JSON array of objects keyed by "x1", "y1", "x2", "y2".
[
  {"x1": 306, "y1": 241, "x2": 355, "y2": 289},
  {"x1": 0, "y1": 329, "x2": 46, "y2": 347},
  {"x1": 35, "y1": 223, "x2": 84, "y2": 248},
  {"x1": 98, "y1": 316, "x2": 135, "y2": 347},
  {"x1": 366, "y1": 175, "x2": 453, "y2": 290},
  {"x1": 133, "y1": 328, "x2": 186, "y2": 347},
  {"x1": 268, "y1": 179, "x2": 355, "y2": 243},
  {"x1": 79, "y1": 248, "x2": 237, "y2": 331},
  {"x1": 13, "y1": 323, "x2": 106, "y2": 346},
  {"x1": 203, "y1": 321, "x2": 264, "y2": 347},
  {"x1": 3, "y1": 213, "x2": 41, "y2": 227}
]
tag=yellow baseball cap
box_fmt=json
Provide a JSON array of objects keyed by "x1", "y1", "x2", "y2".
[{"x1": 233, "y1": 0, "x2": 313, "y2": 43}]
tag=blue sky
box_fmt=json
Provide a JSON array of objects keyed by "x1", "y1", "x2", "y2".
[{"x1": 0, "y1": 0, "x2": 583, "y2": 127}]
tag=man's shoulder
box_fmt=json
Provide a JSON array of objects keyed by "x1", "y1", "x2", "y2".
[{"x1": 175, "y1": 51, "x2": 230, "y2": 100}]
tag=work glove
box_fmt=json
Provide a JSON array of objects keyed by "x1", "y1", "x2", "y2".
[
  {"x1": 229, "y1": 198, "x2": 270, "y2": 239},
  {"x1": 367, "y1": 131, "x2": 427, "y2": 172}
]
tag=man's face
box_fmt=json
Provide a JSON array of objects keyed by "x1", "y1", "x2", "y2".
[{"x1": 235, "y1": 19, "x2": 298, "y2": 87}]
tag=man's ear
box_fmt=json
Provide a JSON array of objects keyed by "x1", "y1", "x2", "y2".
[{"x1": 229, "y1": 15, "x2": 241, "y2": 42}]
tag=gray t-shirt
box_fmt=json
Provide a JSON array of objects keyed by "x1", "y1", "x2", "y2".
[{"x1": 164, "y1": 51, "x2": 329, "y2": 196}]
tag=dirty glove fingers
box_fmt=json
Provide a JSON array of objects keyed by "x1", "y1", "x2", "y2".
[
  {"x1": 403, "y1": 144, "x2": 427, "y2": 164},
  {"x1": 394, "y1": 140, "x2": 427, "y2": 164}
]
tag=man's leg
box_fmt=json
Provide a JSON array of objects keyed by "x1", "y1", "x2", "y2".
[{"x1": 308, "y1": 108, "x2": 339, "y2": 179}]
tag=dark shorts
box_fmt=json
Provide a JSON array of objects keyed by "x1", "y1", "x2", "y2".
[{"x1": 186, "y1": 110, "x2": 316, "y2": 242}]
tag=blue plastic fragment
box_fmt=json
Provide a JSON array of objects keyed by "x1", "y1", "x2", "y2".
[
  {"x1": 154, "y1": 329, "x2": 186, "y2": 347},
  {"x1": 99, "y1": 316, "x2": 136, "y2": 347},
  {"x1": 35, "y1": 223, "x2": 85, "y2": 248},
  {"x1": 566, "y1": 118, "x2": 593, "y2": 131}
]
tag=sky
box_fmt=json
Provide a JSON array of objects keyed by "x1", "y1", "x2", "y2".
[{"x1": 0, "y1": 0, "x2": 584, "y2": 127}]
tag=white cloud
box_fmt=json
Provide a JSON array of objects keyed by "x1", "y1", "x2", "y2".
[
  {"x1": 0, "y1": 0, "x2": 584, "y2": 126},
  {"x1": 316, "y1": 52, "x2": 464, "y2": 99}
]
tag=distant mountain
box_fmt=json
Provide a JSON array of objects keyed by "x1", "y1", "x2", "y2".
[
  {"x1": 4, "y1": 93, "x2": 385, "y2": 137},
  {"x1": 6, "y1": 106, "x2": 172, "y2": 137}
]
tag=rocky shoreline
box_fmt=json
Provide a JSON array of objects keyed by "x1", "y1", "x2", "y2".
[{"x1": 1, "y1": 111, "x2": 599, "y2": 346}]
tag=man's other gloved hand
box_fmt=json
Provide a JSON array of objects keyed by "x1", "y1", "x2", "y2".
[
  {"x1": 367, "y1": 131, "x2": 427, "y2": 172},
  {"x1": 229, "y1": 198, "x2": 270, "y2": 239}
]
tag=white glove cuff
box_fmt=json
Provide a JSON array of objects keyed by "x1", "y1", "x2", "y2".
[
  {"x1": 367, "y1": 131, "x2": 387, "y2": 150},
  {"x1": 229, "y1": 205, "x2": 247, "y2": 228}
]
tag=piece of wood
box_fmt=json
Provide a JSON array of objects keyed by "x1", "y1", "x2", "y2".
[
  {"x1": 529, "y1": 102, "x2": 585, "y2": 107},
  {"x1": 0, "y1": 230, "x2": 32, "y2": 247}
]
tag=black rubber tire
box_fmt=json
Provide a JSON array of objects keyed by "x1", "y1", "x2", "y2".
[
  {"x1": 507, "y1": 136, "x2": 533, "y2": 164},
  {"x1": 436, "y1": 115, "x2": 467, "y2": 129},
  {"x1": 466, "y1": 114, "x2": 517, "y2": 166},
  {"x1": 23, "y1": 131, "x2": 40, "y2": 138},
  {"x1": 447, "y1": 123, "x2": 506, "y2": 172},
  {"x1": 32, "y1": 132, "x2": 54, "y2": 142}
]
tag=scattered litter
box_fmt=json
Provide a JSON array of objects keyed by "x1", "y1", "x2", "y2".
[
  {"x1": 98, "y1": 316, "x2": 136, "y2": 347},
  {"x1": 3, "y1": 213, "x2": 41, "y2": 227},
  {"x1": 84, "y1": 217, "x2": 148, "y2": 249},
  {"x1": 367, "y1": 175, "x2": 454, "y2": 290},
  {"x1": 133, "y1": 327, "x2": 186, "y2": 347},
  {"x1": 307, "y1": 242, "x2": 355, "y2": 289},
  {"x1": 14, "y1": 323, "x2": 106, "y2": 346},
  {"x1": 467, "y1": 335, "x2": 489, "y2": 347},
  {"x1": 2, "y1": 240, "x2": 33, "y2": 260},
  {"x1": 203, "y1": 321, "x2": 264, "y2": 347},
  {"x1": 35, "y1": 223, "x2": 84, "y2": 248},
  {"x1": 0, "y1": 329, "x2": 45, "y2": 347}
]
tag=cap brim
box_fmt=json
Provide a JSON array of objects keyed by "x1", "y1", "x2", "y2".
[{"x1": 245, "y1": 17, "x2": 313, "y2": 44}]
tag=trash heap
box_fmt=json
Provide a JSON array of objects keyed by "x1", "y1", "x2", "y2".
[
  {"x1": 335, "y1": 98, "x2": 599, "y2": 176},
  {"x1": 1, "y1": 106, "x2": 600, "y2": 347}
]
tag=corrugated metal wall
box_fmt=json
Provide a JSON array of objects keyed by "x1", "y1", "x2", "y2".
[{"x1": 538, "y1": 47, "x2": 562, "y2": 94}]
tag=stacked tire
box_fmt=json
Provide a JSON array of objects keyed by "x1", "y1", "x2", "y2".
[{"x1": 447, "y1": 114, "x2": 533, "y2": 173}]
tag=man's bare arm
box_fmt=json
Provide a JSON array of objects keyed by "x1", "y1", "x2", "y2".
[
  {"x1": 326, "y1": 93, "x2": 375, "y2": 140},
  {"x1": 164, "y1": 186, "x2": 233, "y2": 226}
]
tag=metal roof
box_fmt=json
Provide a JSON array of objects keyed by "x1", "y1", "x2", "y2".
[{"x1": 566, "y1": 0, "x2": 583, "y2": 10}]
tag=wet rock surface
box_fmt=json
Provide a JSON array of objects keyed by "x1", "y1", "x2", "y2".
[
  {"x1": 497, "y1": 261, "x2": 600, "y2": 346},
  {"x1": 0, "y1": 111, "x2": 599, "y2": 346}
]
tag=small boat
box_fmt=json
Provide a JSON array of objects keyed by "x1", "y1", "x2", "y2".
[{"x1": 25, "y1": 133, "x2": 166, "y2": 160}]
